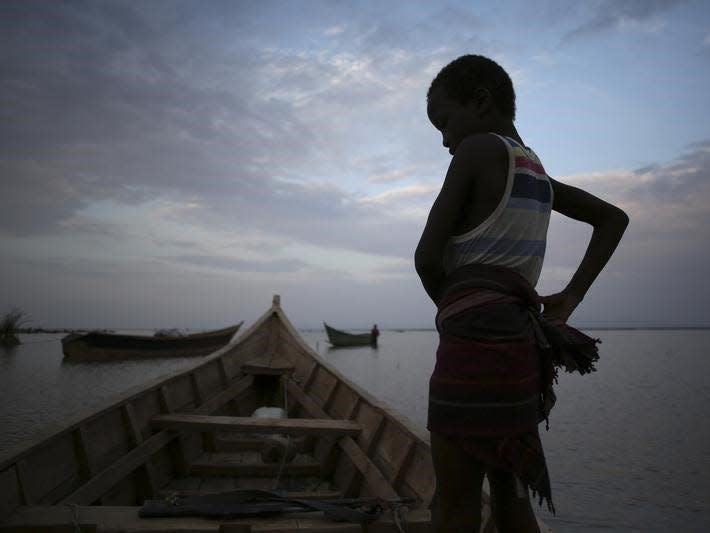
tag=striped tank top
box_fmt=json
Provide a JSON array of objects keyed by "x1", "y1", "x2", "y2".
[{"x1": 443, "y1": 134, "x2": 553, "y2": 287}]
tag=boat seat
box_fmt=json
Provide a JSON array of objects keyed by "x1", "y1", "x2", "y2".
[
  {"x1": 240, "y1": 356, "x2": 295, "y2": 376},
  {"x1": 151, "y1": 414, "x2": 362, "y2": 437}
]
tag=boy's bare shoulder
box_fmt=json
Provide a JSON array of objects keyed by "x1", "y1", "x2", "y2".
[
  {"x1": 453, "y1": 133, "x2": 507, "y2": 166},
  {"x1": 457, "y1": 132, "x2": 506, "y2": 150}
]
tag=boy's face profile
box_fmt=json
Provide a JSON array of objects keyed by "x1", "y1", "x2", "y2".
[{"x1": 427, "y1": 85, "x2": 487, "y2": 156}]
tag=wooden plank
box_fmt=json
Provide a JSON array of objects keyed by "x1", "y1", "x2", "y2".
[
  {"x1": 191, "y1": 373, "x2": 205, "y2": 406},
  {"x1": 189, "y1": 460, "x2": 321, "y2": 478},
  {"x1": 122, "y1": 404, "x2": 157, "y2": 498},
  {"x1": 158, "y1": 385, "x2": 172, "y2": 413},
  {"x1": 151, "y1": 414, "x2": 361, "y2": 437},
  {"x1": 285, "y1": 380, "x2": 398, "y2": 501},
  {"x1": 321, "y1": 380, "x2": 339, "y2": 412},
  {"x1": 72, "y1": 425, "x2": 95, "y2": 485},
  {"x1": 156, "y1": 488, "x2": 342, "y2": 499},
  {"x1": 391, "y1": 439, "x2": 416, "y2": 488},
  {"x1": 14, "y1": 459, "x2": 32, "y2": 505},
  {"x1": 219, "y1": 524, "x2": 252, "y2": 533},
  {"x1": 0, "y1": 466, "x2": 21, "y2": 519},
  {"x1": 301, "y1": 362, "x2": 319, "y2": 392},
  {"x1": 0, "y1": 505, "x2": 433, "y2": 532},
  {"x1": 337, "y1": 438, "x2": 398, "y2": 500},
  {"x1": 285, "y1": 380, "x2": 325, "y2": 422},
  {"x1": 190, "y1": 371, "x2": 217, "y2": 452},
  {"x1": 122, "y1": 404, "x2": 143, "y2": 446},
  {"x1": 60, "y1": 431, "x2": 177, "y2": 505},
  {"x1": 241, "y1": 357, "x2": 295, "y2": 376},
  {"x1": 192, "y1": 375, "x2": 254, "y2": 415},
  {"x1": 213, "y1": 436, "x2": 308, "y2": 454},
  {"x1": 308, "y1": 368, "x2": 338, "y2": 410},
  {"x1": 218, "y1": 356, "x2": 230, "y2": 386},
  {"x1": 266, "y1": 315, "x2": 279, "y2": 356},
  {"x1": 158, "y1": 385, "x2": 189, "y2": 477}
]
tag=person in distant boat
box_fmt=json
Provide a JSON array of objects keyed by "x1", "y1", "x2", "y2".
[
  {"x1": 415, "y1": 55, "x2": 628, "y2": 533},
  {"x1": 370, "y1": 324, "x2": 379, "y2": 346}
]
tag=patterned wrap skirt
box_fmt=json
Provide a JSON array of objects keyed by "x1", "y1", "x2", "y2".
[{"x1": 427, "y1": 264, "x2": 601, "y2": 513}]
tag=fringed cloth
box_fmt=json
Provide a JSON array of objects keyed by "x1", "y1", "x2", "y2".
[{"x1": 427, "y1": 264, "x2": 600, "y2": 513}]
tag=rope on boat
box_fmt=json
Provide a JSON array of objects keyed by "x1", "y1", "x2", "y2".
[
  {"x1": 64, "y1": 502, "x2": 82, "y2": 533},
  {"x1": 391, "y1": 500, "x2": 409, "y2": 533},
  {"x1": 271, "y1": 377, "x2": 291, "y2": 491}
]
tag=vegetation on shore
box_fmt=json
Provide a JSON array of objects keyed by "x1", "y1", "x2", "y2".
[{"x1": 0, "y1": 308, "x2": 28, "y2": 347}]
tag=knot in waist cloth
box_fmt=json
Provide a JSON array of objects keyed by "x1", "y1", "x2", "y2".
[{"x1": 428, "y1": 264, "x2": 600, "y2": 436}]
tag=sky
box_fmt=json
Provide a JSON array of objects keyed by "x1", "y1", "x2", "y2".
[{"x1": 2, "y1": 0, "x2": 710, "y2": 330}]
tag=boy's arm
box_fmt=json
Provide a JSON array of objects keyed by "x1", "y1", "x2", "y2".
[
  {"x1": 415, "y1": 134, "x2": 507, "y2": 304},
  {"x1": 542, "y1": 178, "x2": 629, "y2": 322}
]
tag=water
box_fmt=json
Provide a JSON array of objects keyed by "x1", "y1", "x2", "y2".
[{"x1": 1, "y1": 329, "x2": 709, "y2": 531}]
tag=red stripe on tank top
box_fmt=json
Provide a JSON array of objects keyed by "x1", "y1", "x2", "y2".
[{"x1": 515, "y1": 156, "x2": 546, "y2": 175}]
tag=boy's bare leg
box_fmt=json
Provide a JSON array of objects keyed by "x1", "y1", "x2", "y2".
[
  {"x1": 488, "y1": 468, "x2": 541, "y2": 533},
  {"x1": 430, "y1": 432, "x2": 486, "y2": 533}
]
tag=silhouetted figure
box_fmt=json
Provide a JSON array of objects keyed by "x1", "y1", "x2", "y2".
[
  {"x1": 370, "y1": 324, "x2": 379, "y2": 346},
  {"x1": 415, "y1": 54, "x2": 628, "y2": 532}
]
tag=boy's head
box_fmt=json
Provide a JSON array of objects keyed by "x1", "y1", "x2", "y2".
[{"x1": 427, "y1": 55, "x2": 516, "y2": 121}]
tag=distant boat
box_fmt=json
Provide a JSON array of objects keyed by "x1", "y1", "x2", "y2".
[
  {"x1": 323, "y1": 322, "x2": 375, "y2": 347},
  {"x1": 61, "y1": 323, "x2": 242, "y2": 361}
]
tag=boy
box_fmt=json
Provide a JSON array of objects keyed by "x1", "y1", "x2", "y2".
[{"x1": 415, "y1": 55, "x2": 628, "y2": 532}]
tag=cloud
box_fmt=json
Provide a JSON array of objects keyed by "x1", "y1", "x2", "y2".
[
  {"x1": 173, "y1": 254, "x2": 308, "y2": 274},
  {"x1": 560, "y1": 140, "x2": 710, "y2": 225},
  {"x1": 367, "y1": 165, "x2": 420, "y2": 183},
  {"x1": 560, "y1": 0, "x2": 681, "y2": 44},
  {"x1": 358, "y1": 184, "x2": 439, "y2": 205},
  {"x1": 536, "y1": 139, "x2": 710, "y2": 325},
  {"x1": 324, "y1": 25, "x2": 345, "y2": 37},
  {"x1": 1, "y1": 1, "x2": 450, "y2": 263}
]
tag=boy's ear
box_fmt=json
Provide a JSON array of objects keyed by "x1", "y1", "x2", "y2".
[{"x1": 473, "y1": 87, "x2": 493, "y2": 115}]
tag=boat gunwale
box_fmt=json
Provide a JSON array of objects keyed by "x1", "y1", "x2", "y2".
[{"x1": 0, "y1": 331, "x2": 244, "y2": 471}]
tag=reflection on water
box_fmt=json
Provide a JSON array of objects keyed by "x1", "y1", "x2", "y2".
[
  {"x1": 1, "y1": 329, "x2": 709, "y2": 532},
  {"x1": 0, "y1": 333, "x2": 203, "y2": 458}
]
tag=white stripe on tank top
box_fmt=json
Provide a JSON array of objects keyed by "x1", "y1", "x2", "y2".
[{"x1": 443, "y1": 133, "x2": 553, "y2": 287}]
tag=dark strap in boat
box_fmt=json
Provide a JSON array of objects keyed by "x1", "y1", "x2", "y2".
[{"x1": 139, "y1": 489, "x2": 414, "y2": 523}]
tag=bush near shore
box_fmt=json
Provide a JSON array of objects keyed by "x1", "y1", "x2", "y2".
[{"x1": 1, "y1": 308, "x2": 28, "y2": 347}]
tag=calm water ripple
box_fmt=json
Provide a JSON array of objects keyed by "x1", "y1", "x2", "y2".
[{"x1": 1, "y1": 329, "x2": 708, "y2": 532}]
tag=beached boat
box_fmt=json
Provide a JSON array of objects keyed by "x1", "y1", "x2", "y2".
[
  {"x1": 323, "y1": 322, "x2": 375, "y2": 347},
  {"x1": 0, "y1": 295, "x2": 550, "y2": 532},
  {"x1": 61, "y1": 323, "x2": 243, "y2": 362}
]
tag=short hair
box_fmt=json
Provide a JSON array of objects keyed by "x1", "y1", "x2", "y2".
[{"x1": 427, "y1": 55, "x2": 516, "y2": 120}]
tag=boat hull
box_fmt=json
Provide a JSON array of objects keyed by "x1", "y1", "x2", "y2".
[
  {"x1": 61, "y1": 323, "x2": 242, "y2": 361},
  {"x1": 323, "y1": 322, "x2": 375, "y2": 347}
]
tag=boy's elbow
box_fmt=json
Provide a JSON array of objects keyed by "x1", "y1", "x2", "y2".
[
  {"x1": 611, "y1": 206, "x2": 630, "y2": 232},
  {"x1": 594, "y1": 204, "x2": 628, "y2": 233}
]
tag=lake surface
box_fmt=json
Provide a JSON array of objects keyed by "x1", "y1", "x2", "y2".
[{"x1": 1, "y1": 328, "x2": 709, "y2": 532}]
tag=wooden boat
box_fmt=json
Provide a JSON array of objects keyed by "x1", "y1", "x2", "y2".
[
  {"x1": 61, "y1": 323, "x2": 243, "y2": 362},
  {"x1": 0, "y1": 295, "x2": 550, "y2": 532},
  {"x1": 323, "y1": 322, "x2": 375, "y2": 347}
]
